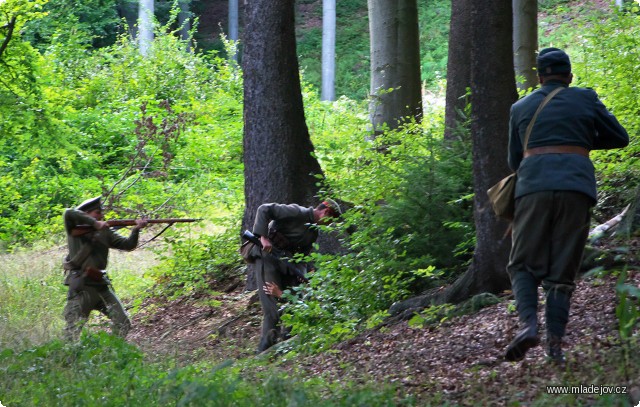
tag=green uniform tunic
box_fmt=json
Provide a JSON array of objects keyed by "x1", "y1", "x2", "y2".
[
  {"x1": 251, "y1": 203, "x2": 318, "y2": 352},
  {"x1": 62, "y1": 209, "x2": 140, "y2": 340}
]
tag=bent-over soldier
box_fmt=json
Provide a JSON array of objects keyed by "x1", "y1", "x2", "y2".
[{"x1": 251, "y1": 199, "x2": 341, "y2": 353}]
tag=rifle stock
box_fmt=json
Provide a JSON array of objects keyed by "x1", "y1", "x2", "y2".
[{"x1": 71, "y1": 218, "x2": 201, "y2": 237}]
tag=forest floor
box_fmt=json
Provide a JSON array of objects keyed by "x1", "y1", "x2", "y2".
[{"x1": 127, "y1": 234, "x2": 640, "y2": 406}]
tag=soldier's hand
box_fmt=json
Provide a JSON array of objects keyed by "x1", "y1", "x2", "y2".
[
  {"x1": 94, "y1": 221, "x2": 108, "y2": 230},
  {"x1": 263, "y1": 282, "x2": 282, "y2": 298},
  {"x1": 134, "y1": 219, "x2": 149, "y2": 229},
  {"x1": 260, "y1": 236, "x2": 273, "y2": 253}
]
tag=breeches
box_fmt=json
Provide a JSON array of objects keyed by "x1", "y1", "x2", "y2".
[
  {"x1": 63, "y1": 284, "x2": 131, "y2": 340},
  {"x1": 255, "y1": 254, "x2": 300, "y2": 351},
  {"x1": 507, "y1": 190, "x2": 592, "y2": 294}
]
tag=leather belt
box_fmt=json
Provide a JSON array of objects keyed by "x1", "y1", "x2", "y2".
[{"x1": 524, "y1": 145, "x2": 590, "y2": 158}]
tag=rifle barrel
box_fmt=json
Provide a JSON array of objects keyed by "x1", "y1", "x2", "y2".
[
  {"x1": 109, "y1": 218, "x2": 202, "y2": 226},
  {"x1": 71, "y1": 218, "x2": 201, "y2": 236}
]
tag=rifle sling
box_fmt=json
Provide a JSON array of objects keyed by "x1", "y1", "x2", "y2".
[{"x1": 137, "y1": 222, "x2": 175, "y2": 248}]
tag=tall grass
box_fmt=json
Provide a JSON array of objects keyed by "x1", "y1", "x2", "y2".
[{"x1": 0, "y1": 242, "x2": 158, "y2": 351}]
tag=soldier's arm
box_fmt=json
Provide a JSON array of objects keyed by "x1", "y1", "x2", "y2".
[
  {"x1": 508, "y1": 105, "x2": 524, "y2": 171},
  {"x1": 591, "y1": 92, "x2": 629, "y2": 150},
  {"x1": 252, "y1": 203, "x2": 305, "y2": 237},
  {"x1": 107, "y1": 228, "x2": 141, "y2": 251}
]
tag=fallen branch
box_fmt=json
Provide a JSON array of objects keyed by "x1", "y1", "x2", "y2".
[{"x1": 589, "y1": 205, "x2": 629, "y2": 245}]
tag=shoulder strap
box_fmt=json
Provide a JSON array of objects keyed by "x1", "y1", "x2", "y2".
[{"x1": 523, "y1": 86, "x2": 564, "y2": 149}]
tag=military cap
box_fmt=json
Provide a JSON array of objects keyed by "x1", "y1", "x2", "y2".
[
  {"x1": 537, "y1": 47, "x2": 571, "y2": 76},
  {"x1": 76, "y1": 196, "x2": 102, "y2": 212},
  {"x1": 322, "y1": 198, "x2": 342, "y2": 217}
]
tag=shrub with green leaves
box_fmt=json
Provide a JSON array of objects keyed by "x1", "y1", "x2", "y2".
[
  {"x1": 282, "y1": 110, "x2": 474, "y2": 351},
  {"x1": 0, "y1": 333, "x2": 414, "y2": 406},
  {"x1": 149, "y1": 217, "x2": 245, "y2": 299},
  {"x1": 570, "y1": 10, "x2": 640, "y2": 215}
]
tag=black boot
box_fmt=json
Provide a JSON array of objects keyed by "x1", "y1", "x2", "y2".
[
  {"x1": 256, "y1": 328, "x2": 278, "y2": 354},
  {"x1": 546, "y1": 334, "x2": 566, "y2": 366},
  {"x1": 505, "y1": 272, "x2": 540, "y2": 362},
  {"x1": 505, "y1": 317, "x2": 539, "y2": 361},
  {"x1": 545, "y1": 289, "x2": 571, "y2": 366}
]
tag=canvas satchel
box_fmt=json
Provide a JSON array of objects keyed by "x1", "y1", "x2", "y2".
[
  {"x1": 239, "y1": 240, "x2": 258, "y2": 263},
  {"x1": 487, "y1": 87, "x2": 564, "y2": 221}
]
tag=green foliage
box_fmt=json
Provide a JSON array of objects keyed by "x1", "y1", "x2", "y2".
[
  {"x1": 0, "y1": 254, "x2": 66, "y2": 350},
  {"x1": 538, "y1": 0, "x2": 573, "y2": 12},
  {"x1": 0, "y1": 8, "x2": 243, "y2": 249},
  {"x1": 408, "y1": 304, "x2": 456, "y2": 328},
  {"x1": 149, "y1": 219, "x2": 245, "y2": 299},
  {"x1": 280, "y1": 104, "x2": 474, "y2": 351},
  {"x1": 418, "y1": 1, "x2": 450, "y2": 87},
  {"x1": 616, "y1": 283, "x2": 640, "y2": 342},
  {"x1": 0, "y1": 334, "x2": 414, "y2": 406},
  {"x1": 569, "y1": 10, "x2": 640, "y2": 215},
  {"x1": 23, "y1": 0, "x2": 122, "y2": 51},
  {"x1": 0, "y1": 333, "x2": 152, "y2": 406}
]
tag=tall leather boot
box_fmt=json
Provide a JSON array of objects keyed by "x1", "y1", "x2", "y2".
[
  {"x1": 505, "y1": 272, "x2": 540, "y2": 361},
  {"x1": 545, "y1": 289, "x2": 571, "y2": 366}
]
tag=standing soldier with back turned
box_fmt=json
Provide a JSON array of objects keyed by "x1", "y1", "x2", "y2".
[
  {"x1": 504, "y1": 48, "x2": 629, "y2": 365},
  {"x1": 62, "y1": 196, "x2": 148, "y2": 340}
]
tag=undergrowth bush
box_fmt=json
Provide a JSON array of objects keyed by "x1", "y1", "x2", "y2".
[
  {"x1": 149, "y1": 218, "x2": 245, "y2": 299},
  {"x1": 0, "y1": 333, "x2": 414, "y2": 406},
  {"x1": 282, "y1": 112, "x2": 474, "y2": 351},
  {"x1": 571, "y1": 9, "x2": 640, "y2": 216}
]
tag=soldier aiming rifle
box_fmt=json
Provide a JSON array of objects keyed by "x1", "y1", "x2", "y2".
[{"x1": 62, "y1": 196, "x2": 200, "y2": 340}]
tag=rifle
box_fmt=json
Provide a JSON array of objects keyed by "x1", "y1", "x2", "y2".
[
  {"x1": 241, "y1": 229, "x2": 263, "y2": 248},
  {"x1": 71, "y1": 218, "x2": 201, "y2": 237},
  {"x1": 241, "y1": 230, "x2": 309, "y2": 284}
]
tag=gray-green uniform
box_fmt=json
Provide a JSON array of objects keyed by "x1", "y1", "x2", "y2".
[
  {"x1": 252, "y1": 203, "x2": 319, "y2": 352},
  {"x1": 63, "y1": 208, "x2": 141, "y2": 340},
  {"x1": 506, "y1": 48, "x2": 629, "y2": 362}
]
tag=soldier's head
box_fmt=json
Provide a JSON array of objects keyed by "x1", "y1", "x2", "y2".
[
  {"x1": 537, "y1": 47, "x2": 573, "y2": 84},
  {"x1": 77, "y1": 196, "x2": 103, "y2": 220},
  {"x1": 314, "y1": 198, "x2": 342, "y2": 224}
]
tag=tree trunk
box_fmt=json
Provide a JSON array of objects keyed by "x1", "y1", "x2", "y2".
[
  {"x1": 443, "y1": 0, "x2": 471, "y2": 141},
  {"x1": 321, "y1": 0, "x2": 336, "y2": 101},
  {"x1": 368, "y1": 0, "x2": 423, "y2": 134},
  {"x1": 178, "y1": 0, "x2": 191, "y2": 52},
  {"x1": 138, "y1": 0, "x2": 154, "y2": 56},
  {"x1": 242, "y1": 0, "x2": 324, "y2": 288},
  {"x1": 390, "y1": 0, "x2": 517, "y2": 317},
  {"x1": 454, "y1": 0, "x2": 518, "y2": 302},
  {"x1": 513, "y1": 0, "x2": 538, "y2": 91},
  {"x1": 228, "y1": 0, "x2": 239, "y2": 61}
]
